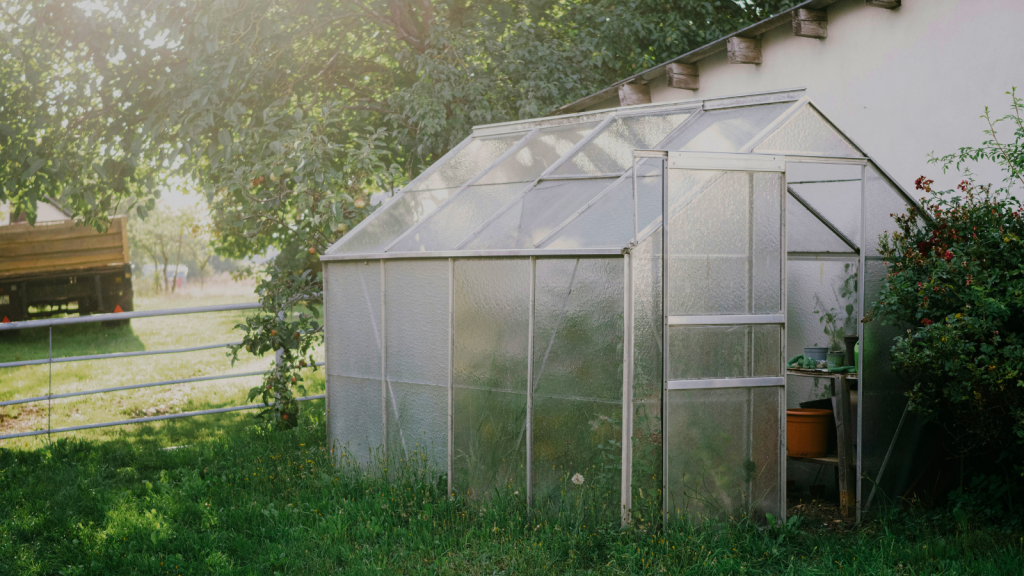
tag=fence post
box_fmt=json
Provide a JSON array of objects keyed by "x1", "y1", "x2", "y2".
[{"x1": 48, "y1": 326, "x2": 52, "y2": 442}]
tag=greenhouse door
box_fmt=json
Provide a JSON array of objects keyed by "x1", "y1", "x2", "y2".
[{"x1": 659, "y1": 152, "x2": 787, "y2": 523}]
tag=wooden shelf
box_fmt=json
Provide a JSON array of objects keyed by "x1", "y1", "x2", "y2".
[
  {"x1": 787, "y1": 368, "x2": 857, "y2": 378},
  {"x1": 788, "y1": 454, "x2": 840, "y2": 467}
]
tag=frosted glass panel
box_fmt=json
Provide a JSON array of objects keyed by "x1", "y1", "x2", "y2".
[
  {"x1": 865, "y1": 166, "x2": 912, "y2": 256},
  {"x1": 386, "y1": 380, "x2": 447, "y2": 468},
  {"x1": 666, "y1": 387, "x2": 782, "y2": 522},
  {"x1": 666, "y1": 170, "x2": 781, "y2": 315},
  {"x1": 385, "y1": 260, "x2": 449, "y2": 386},
  {"x1": 454, "y1": 259, "x2": 530, "y2": 391},
  {"x1": 542, "y1": 160, "x2": 662, "y2": 249},
  {"x1": 751, "y1": 386, "x2": 782, "y2": 519},
  {"x1": 666, "y1": 103, "x2": 792, "y2": 152},
  {"x1": 753, "y1": 173, "x2": 782, "y2": 314},
  {"x1": 754, "y1": 105, "x2": 861, "y2": 157},
  {"x1": 668, "y1": 325, "x2": 781, "y2": 380},
  {"x1": 329, "y1": 375, "x2": 382, "y2": 467},
  {"x1": 632, "y1": 233, "x2": 663, "y2": 502},
  {"x1": 452, "y1": 387, "x2": 526, "y2": 499},
  {"x1": 551, "y1": 112, "x2": 691, "y2": 176},
  {"x1": 452, "y1": 259, "x2": 529, "y2": 498},
  {"x1": 476, "y1": 124, "x2": 595, "y2": 185},
  {"x1": 532, "y1": 394, "x2": 622, "y2": 514},
  {"x1": 333, "y1": 189, "x2": 454, "y2": 254},
  {"x1": 533, "y1": 258, "x2": 624, "y2": 400},
  {"x1": 326, "y1": 262, "x2": 381, "y2": 380},
  {"x1": 532, "y1": 257, "x2": 623, "y2": 513},
  {"x1": 786, "y1": 195, "x2": 854, "y2": 253},
  {"x1": 385, "y1": 260, "x2": 449, "y2": 471},
  {"x1": 463, "y1": 178, "x2": 616, "y2": 249},
  {"x1": 390, "y1": 183, "x2": 530, "y2": 252},
  {"x1": 413, "y1": 134, "x2": 525, "y2": 191}
]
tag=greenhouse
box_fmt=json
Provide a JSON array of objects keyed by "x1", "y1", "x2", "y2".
[{"x1": 322, "y1": 89, "x2": 920, "y2": 522}]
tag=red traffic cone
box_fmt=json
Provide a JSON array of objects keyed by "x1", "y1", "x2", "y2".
[
  {"x1": 1, "y1": 316, "x2": 9, "y2": 323},
  {"x1": 113, "y1": 304, "x2": 124, "y2": 313}
]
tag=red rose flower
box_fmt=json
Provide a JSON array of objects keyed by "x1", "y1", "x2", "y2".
[{"x1": 921, "y1": 318, "x2": 933, "y2": 326}]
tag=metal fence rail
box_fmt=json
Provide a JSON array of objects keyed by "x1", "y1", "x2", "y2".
[{"x1": 0, "y1": 303, "x2": 323, "y2": 441}]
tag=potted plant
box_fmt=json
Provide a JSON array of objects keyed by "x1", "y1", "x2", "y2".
[{"x1": 815, "y1": 294, "x2": 854, "y2": 368}]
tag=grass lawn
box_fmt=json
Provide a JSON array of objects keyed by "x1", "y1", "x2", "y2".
[
  {"x1": 1, "y1": 404, "x2": 1022, "y2": 575},
  {"x1": 0, "y1": 276, "x2": 324, "y2": 450}
]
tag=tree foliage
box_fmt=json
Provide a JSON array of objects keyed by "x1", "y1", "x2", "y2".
[
  {"x1": 875, "y1": 90, "x2": 1024, "y2": 471},
  {"x1": 1, "y1": 0, "x2": 800, "y2": 424}
]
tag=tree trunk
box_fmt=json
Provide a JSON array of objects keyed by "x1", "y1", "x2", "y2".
[{"x1": 171, "y1": 229, "x2": 184, "y2": 294}]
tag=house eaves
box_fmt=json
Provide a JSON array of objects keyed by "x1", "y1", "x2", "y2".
[{"x1": 553, "y1": 0, "x2": 842, "y2": 115}]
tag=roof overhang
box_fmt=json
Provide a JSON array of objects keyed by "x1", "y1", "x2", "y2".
[{"x1": 553, "y1": 0, "x2": 841, "y2": 115}]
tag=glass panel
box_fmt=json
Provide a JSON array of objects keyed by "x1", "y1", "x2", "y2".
[
  {"x1": 452, "y1": 387, "x2": 526, "y2": 499},
  {"x1": 786, "y1": 195, "x2": 854, "y2": 253},
  {"x1": 632, "y1": 233, "x2": 663, "y2": 510},
  {"x1": 551, "y1": 112, "x2": 691, "y2": 176},
  {"x1": 666, "y1": 387, "x2": 781, "y2": 522},
  {"x1": 668, "y1": 325, "x2": 781, "y2": 380},
  {"x1": 785, "y1": 260, "x2": 859, "y2": 407},
  {"x1": 751, "y1": 386, "x2": 782, "y2": 520},
  {"x1": 386, "y1": 380, "x2": 448, "y2": 469},
  {"x1": 541, "y1": 159, "x2": 662, "y2": 249},
  {"x1": 753, "y1": 173, "x2": 782, "y2": 314},
  {"x1": 326, "y1": 261, "x2": 381, "y2": 380},
  {"x1": 666, "y1": 170, "x2": 781, "y2": 315},
  {"x1": 861, "y1": 259, "x2": 914, "y2": 509},
  {"x1": 412, "y1": 134, "x2": 525, "y2": 191},
  {"x1": 476, "y1": 124, "x2": 596, "y2": 185},
  {"x1": 390, "y1": 183, "x2": 530, "y2": 252},
  {"x1": 665, "y1": 103, "x2": 792, "y2": 152},
  {"x1": 463, "y1": 178, "x2": 616, "y2": 249},
  {"x1": 452, "y1": 259, "x2": 529, "y2": 499},
  {"x1": 532, "y1": 257, "x2": 623, "y2": 512},
  {"x1": 385, "y1": 260, "x2": 449, "y2": 470},
  {"x1": 532, "y1": 395, "x2": 622, "y2": 517},
  {"x1": 333, "y1": 189, "x2": 454, "y2": 254},
  {"x1": 865, "y1": 166, "x2": 912, "y2": 256},
  {"x1": 329, "y1": 375, "x2": 382, "y2": 467},
  {"x1": 753, "y1": 105, "x2": 861, "y2": 157}
]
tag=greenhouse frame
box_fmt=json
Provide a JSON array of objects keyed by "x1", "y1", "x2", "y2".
[{"x1": 322, "y1": 89, "x2": 921, "y2": 522}]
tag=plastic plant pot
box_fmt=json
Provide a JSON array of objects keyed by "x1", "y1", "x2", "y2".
[
  {"x1": 804, "y1": 346, "x2": 828, "y2": 362},
  {"x1": 826, "y1": 351, "x2": 845, "y2": 368},
  {"x1": 786, "y1": 408, "x2": 832, "y2": 458}
]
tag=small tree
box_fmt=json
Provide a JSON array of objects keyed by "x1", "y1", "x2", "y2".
[{"x1": 875, "y1": 90, "x2": 1024, "y2": 472}]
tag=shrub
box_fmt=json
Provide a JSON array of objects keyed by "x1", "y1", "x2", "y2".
[{"x1": 875, "y1": 90, "x2": 1024, "y2": 472}]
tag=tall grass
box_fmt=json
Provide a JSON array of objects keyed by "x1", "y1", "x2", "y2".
[{"x1": 1, "y1": 403, "x2": 1022, "y2": 575}]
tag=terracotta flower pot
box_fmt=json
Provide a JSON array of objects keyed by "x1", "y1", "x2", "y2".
[{"x1": 787, "y1": 408, "x2": 832, "y2": 458}]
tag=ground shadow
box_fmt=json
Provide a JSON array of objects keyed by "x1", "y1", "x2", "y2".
[{"x1": 0, "y1": 321, "x2": 146, "y2": 364}]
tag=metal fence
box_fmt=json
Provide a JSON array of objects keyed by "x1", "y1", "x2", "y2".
[{"x1": 0, "y1": 303, "x2": 324, "y2": 441}]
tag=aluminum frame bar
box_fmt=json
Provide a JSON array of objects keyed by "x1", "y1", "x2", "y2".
[
  {"x1": 666, "y1": 377, "x2": 785, "y2": 390},
  {"x1": 321, "y1": 248, "x2": 624, "y2": 262},
  {"x1": 667, "y1": 314, "x2": 783, "y2": 326},
  {"x1": 668, "y1": 151, "x2": 785, "y2": 172}
]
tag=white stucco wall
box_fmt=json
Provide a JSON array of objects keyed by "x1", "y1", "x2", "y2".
[{"x1": 643, "y1": 0, "x2": 1023, "y2": 194}]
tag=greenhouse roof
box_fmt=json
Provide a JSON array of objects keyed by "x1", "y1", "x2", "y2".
[{"x1": 323, "y1": 89, "x2": 914, "y2": 261}]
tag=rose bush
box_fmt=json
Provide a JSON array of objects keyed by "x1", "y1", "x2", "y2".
[{"x1": 875, "y1": 90, "x2": 1024, "y2": 471}]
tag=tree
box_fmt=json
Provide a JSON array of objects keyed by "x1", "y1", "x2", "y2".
[{"x1": 3, "y1": 0, "x2": 801, "y2": 426}]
